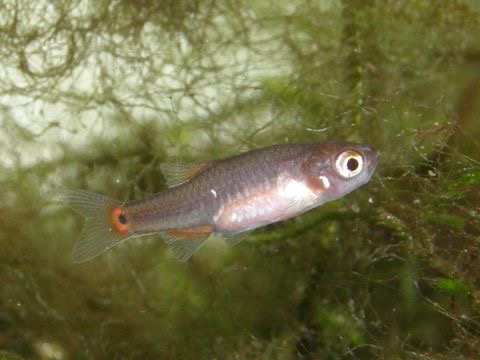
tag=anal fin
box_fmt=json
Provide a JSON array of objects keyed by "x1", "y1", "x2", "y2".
[
  {"x1": 163, "y1": 236, "x2": 207, "y2": 262},
  {"x1": 162, "y1": 225, "x2": 212, "y2": 262}
]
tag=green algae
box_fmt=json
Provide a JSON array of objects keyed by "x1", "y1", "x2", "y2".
[{"x1": 0, "y1": 1, "x2": 479, "y2": 359}]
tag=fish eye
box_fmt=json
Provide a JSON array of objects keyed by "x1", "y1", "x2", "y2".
[{"x1": 335, "y1": 150, "x2": 364, "y2": 178}]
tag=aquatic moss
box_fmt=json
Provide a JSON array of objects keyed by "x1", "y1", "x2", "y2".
[{"x1": 0, "y1": 0, "x2": 479, "y2": 359}]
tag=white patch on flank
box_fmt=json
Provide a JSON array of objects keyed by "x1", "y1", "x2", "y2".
[
  {"x1": 210, "y1": 189, "x2": 217, "y2": 198},
  {"x1": 273, "y1": 177, "x2": 318, "y2": 219},
  {"x1": 213, "y1": 205, "x2": 224, "y2": 222},
  {"x1": 318, "y1": 175, "x2": 330, "y2": 189},
  {"x1": 278, "y1": 180, "x2": 315, "y2": 198},
  {"x1": 277, "y1": 178, "x2": 316, "y2": 202}
]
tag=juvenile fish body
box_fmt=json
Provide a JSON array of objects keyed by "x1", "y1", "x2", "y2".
[{"x1": 64, "y1": 142, "x2": 380, "y2": 262}]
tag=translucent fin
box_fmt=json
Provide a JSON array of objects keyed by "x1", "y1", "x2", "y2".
[
  {"x1": 159, "y1": 162, "x2": 210, "y2": 188},
  {"x1": 222, "y1": 231, "x2": 253, "y2": 246},
  {"x1": 162, "y1": 232, "x2": 209, "y2": 262},
  {"x1": 61, "y1": 190, "x2": 132, "y2": 263}
]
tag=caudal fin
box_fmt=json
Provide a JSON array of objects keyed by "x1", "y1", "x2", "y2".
[{"x1": 61, "y1": 190, "x2": 132, "y2": 263}]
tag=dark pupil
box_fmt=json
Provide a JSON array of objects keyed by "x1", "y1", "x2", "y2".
[
  {"x1": 118, "y1": 214, "x2": 127, "y2": 224},
  {"x1": 346, "y1": 158, "x2": 359, "y2": 171}
]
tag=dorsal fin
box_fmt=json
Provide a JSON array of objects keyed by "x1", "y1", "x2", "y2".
[{"x1": 159, "y1": 162, "x2": 210, "y2": 188}]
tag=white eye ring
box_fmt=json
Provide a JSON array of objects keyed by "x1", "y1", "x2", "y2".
[{"x1": 335, "y1": 150, "x2": 364, "y2": 178}]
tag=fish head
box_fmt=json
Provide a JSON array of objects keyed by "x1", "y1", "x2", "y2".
[{"x1": 302, "y1": 142, "x2": 380, "y2": 201}]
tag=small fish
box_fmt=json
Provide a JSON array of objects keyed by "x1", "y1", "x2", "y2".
[{"x1": 63, "y1": 142, "x2": 380, "y2": 263}]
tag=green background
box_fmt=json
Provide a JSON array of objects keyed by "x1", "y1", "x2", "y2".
[{"x1": 1, "y1": 1, "x2": 479, "y2": 358}]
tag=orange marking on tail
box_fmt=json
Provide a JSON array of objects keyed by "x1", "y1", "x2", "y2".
[
  {"x1": 111, "y1": 207, "x2": 130, "y2": 235},
  {"x1": 166, "y1": 225, "x2": 212, "y2": 240}
]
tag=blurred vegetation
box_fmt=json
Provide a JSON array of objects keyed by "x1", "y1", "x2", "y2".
[{"x1": 1, "y1": 0, "x2": 480, "y2": 359}]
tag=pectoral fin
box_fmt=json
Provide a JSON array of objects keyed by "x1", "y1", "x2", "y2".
[{"x1": 222, "y1": 231, "x2": 253, "y2": 246}]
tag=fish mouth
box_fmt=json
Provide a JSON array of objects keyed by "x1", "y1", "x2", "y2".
[
  {"x1": 356, "y1": 144, "x2": 380, "y2": 169},
  {"x1": 357, "y1": 144, "x2": 380, "y2": 176},
  {"x1": 370, "y1": 149, "x2": 381, "y2": 169}
]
